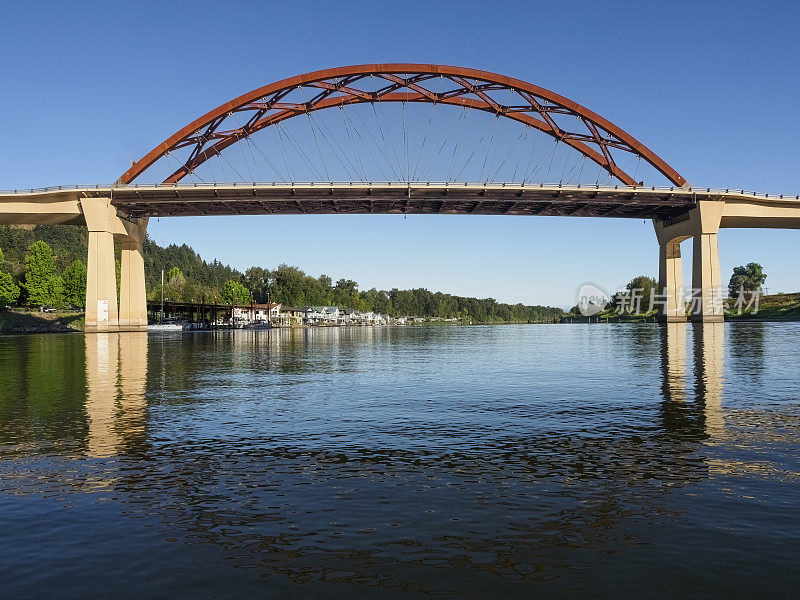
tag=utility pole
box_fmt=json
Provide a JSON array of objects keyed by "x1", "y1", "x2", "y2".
[
  {"x1": 266, "y1": 276, "x2": 273, "y2": 326},
  {"x1": 160, "y1": 269, "x2": 165, "y2": 322}
]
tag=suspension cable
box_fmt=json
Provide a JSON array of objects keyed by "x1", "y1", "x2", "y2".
[
  {"x1": 418, "y1": 103, "x2": 469, "y2": 182},
  {"x1": 340, "y1": 106, "x2": 368, "y2": 181},
  {"x1": 278, "y1": 122, "x2": 324, "y2": 180},
  {"x1": 511, "y1": 126, "x2": 530, "y2": 183},
  {"x1": 455, "y1": 114, "x2": 500, "y2": 182},
  {"x1": 274, "y1": 125, "x2": 296, "y2": 181},
  {"x1": 374, "y1": 101, "x2": 402, "y2": 180},
  {"x1": 490, "y1": 127, "x2": 528, "y2": 182},
  {"x1": 543, "y1": 138, "x2": 561, "y2": 183},
  {"x1": 448, "y1": 105, "x2": 469, "y2": 182},
  {"x1": 305, "y1": 111, "x2": 331, "y2": 181},
  {"x1": 229, "y1": 111, "x2": 285, "y2": 182},
  {"x1": 402, "y1": 101, "x2": 409, "y2": 182},
  {"x1": 521, "y1": 128, "x2": 541, "y2": 184},
  {"x1": 479, "y1": 114, "x2": 502, "y2": 181},
  {"x1": 351, "y1": 107, "x2": 393, "y2": 180},
  {"x1": 312, "y1": 109, "x2": 362, "y2": 181},
  {"x1": 412, "y1": 101, "x2": 436, "y2": 181},
  {"x1": 214, "y1": 145, "x2": 247, "y2": 182}
]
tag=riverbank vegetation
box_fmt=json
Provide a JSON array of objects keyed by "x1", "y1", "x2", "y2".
[
  {"x1": 565, "y1": 267, "x2": 798, "y2": 322},
  {"x1": 565, "y1": 292, "x2": 800, "y2": 322},
  {"x1": 0, "y1": 225, "x2": 563, "y2": 324},
  {"x1": 0, "y1": 310, "x2": 84, "y2": 334}
]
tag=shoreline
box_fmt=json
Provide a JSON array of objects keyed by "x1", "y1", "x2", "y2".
[
  {"x1": 3, "y1": 308, "x2": 798, "y2": 335},
  {"x1": 0, "y1": 310, "x2": 559, "y2": 335}
]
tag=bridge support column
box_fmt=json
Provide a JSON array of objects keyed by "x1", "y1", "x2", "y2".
[
  {"x1": 80, "y1": 198, "x2": 148, "y2": 333},
  {"x1": 81, "y1": 198, "x2": 119, "y2": 333},
  {"x1": 655, "y1": 200, "x2": 724, "y2": 324},
  {"x1": 691, "y1": 232, "x2": 724, "y2": 322},
  {"x1": 119, "y1": 218, "x2": 148, "y2": 332},
  {"x1": 658, "y1": 240, "x2": 686, "y2": 322},
  {"x1": 689, "y1": 201, "x2": 725, "y2": 323}
]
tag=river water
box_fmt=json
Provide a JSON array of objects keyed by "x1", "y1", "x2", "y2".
[{"x1": 0, "y1": 324, "x2": 798, "y2": 598}]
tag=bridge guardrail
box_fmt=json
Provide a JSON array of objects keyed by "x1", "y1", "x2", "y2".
[{"x1": 2, "y1": 181, "x2": 799, "y2": 200}]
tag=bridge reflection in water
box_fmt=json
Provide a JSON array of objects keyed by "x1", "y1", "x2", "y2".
[
  {"x1": 84, "y1": 332, "x2": 148, "y2": 457},
  {"x1": 78, "y1": 323, "x2": 731, "y2": 457},
  {"x1": 660, "y1": 322, "x2": 725, "y2": 439},
  {"x1": 1, "y1": 324, "x2": 797, "y2": 597}
]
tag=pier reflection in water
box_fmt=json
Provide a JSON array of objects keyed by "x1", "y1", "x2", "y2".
[
  {"x1": 85, "y1": 333, "x2": 148, "y2": 458},
  {"x1": 0, "y1": 324, "x2": 799, "y2": 598}
]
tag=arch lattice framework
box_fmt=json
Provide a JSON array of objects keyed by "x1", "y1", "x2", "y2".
[{"x1": 119, "y1": 64, "x2": 686, "y2": 188}]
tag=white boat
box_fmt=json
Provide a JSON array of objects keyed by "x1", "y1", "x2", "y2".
[{"x1": 148, "y1": 321, "x2": 184, "y2": 332}]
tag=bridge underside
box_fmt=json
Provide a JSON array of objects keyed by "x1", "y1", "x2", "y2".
[{"x1": 82, "y1": 184, "x2": 699, "y2": 220}]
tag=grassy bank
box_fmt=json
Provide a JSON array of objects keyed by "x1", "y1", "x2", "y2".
[
  {"x1": 562, "y1": 292, "x2": 800, "y2": 323},
  {"x1": 725, "y1": 292, "x2": 800, "y2": 321},
  {"x1": 0, "y1": 309, "x2": 84, "y2": 334}
]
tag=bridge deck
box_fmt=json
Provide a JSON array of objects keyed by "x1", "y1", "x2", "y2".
[
  {"x1": 99, "y1": 183, "x2": 703, "y2": 220},
  {"x1": 3, "y1": 183, "x2": 798, "y2": 222}
]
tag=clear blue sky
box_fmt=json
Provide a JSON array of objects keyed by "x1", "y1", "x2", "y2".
[{"x1": 2, "y1": 0, "x2": 799, "y2": 307}]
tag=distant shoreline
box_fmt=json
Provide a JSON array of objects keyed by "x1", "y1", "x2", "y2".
[
  {"x1": 4, "y1": 306, "x2": 798, "y2": 335},
  {"x1": 0, "y1": 309, "x2": 561, "y2": 335}
]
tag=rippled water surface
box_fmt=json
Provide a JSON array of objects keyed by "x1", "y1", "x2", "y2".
[{"x1": 1, "y1": 323, "x2": 799, "y2": 598}]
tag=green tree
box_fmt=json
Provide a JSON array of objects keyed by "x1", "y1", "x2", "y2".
[
  {"x1": 115, "y1": 257, "x2": 121, "y2": 299},
  {"x1": 0, "y1": 272, "x2": 20, "y2": 307},
  {"x1": 167, "y1": 267, "x2": 185, "y2": 284},
  {"x1": 221, "y1": 279, "x2": 252, "y2": 305},
  {"x1": 63, "y1": 260, "x2": 87, "y2": 308},
  {"x1": 612, "y1": 275, "x2": 658, "y2": 314},
  {"x1": 164, "y1": 266, "x2": 189, "y2": 302},
  {"x1": 22, "y1": 241, "x2": 59, "y2": 307},
  {"x1": 49, "y1": 276, "x2": 65, "y2": 308},
  {"x1": 728, "y1": 262, "x2": 767, "y2": 297}
]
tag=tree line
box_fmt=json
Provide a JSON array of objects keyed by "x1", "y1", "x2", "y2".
[
  {"x1": 0, "y1": 238, "x2": 86, "y2": 309},
  {"x1": 568, "y1": 265, "x2": 769, "y2": 316},
  {"x1": 0, "y1": 225, "x2": 563, "y2": 322}
]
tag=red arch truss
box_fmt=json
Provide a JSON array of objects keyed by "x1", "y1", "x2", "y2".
[{"x1": 119, "y1": 64, "x2": 687, "y2": 188}]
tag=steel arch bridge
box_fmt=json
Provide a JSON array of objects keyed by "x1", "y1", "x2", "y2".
[
  {"x1": 119, "y1": 63, "x2": 687, "y2": 189},
  {"x1": 3, "y1": 63, "x2": 800, "y2": 332}
]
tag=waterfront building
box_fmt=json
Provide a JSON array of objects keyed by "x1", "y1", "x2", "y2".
[{"x1": 232, "y1": 303, "x2": 281, "y2": 326}]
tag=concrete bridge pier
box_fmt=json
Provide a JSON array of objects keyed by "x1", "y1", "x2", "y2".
[
  {"x1": 692, "y1": 230, "x2": 723, "y2": 323},
  {"x1": 688, "y1": 201, "x2": 724, "y2": 323},
  {"x1": 81, "y1": 198, "x2": 119, "y2": 332},
  {"x1": 657, "y1": 239, "x2": 686, "y2": 322},
  {"x1": 119, "y1": 222, "x2": 148, "y2": 331},
  {"x1": 79, "y1": 197, "x2": 148, "y2": 332},
  {"x1": 654, "y1": 200, "x2": 724, "y2": 323}
]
